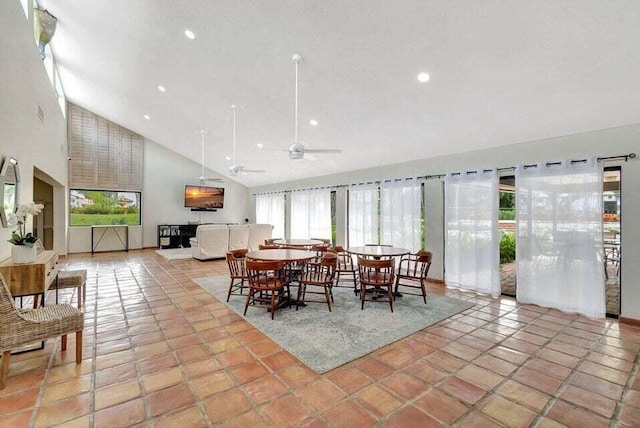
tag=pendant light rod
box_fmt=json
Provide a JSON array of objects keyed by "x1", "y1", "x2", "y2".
[
  {"x1": 293, "y1": 54, "x2": 301, "y2": 146},
  {"x1": 231, "y1": 104, "x2": 237, "y2": 164}
]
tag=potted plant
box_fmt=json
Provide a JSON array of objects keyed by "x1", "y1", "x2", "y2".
[{"x1": 7, "y1": 202, "x2": 44, "y2": 263}]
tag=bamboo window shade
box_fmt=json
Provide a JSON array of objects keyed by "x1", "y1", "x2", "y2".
[{"x1": 68, "y1": 104, "x2": 143, "y2": 190}]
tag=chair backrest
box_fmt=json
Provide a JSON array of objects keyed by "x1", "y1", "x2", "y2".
[
  {"x1": 358, "y1": 257, "x2": 395, "y2": 284},
  {"x1": 259, "y1": 244, "x2": 279, "y2": 250},
  {"x1": 0, "y1": 273, "x2": 26, "y2": 334},
  {"x1": 226, "y1": 250, "x2": 248, "y2": 277},
  {"x1": 246, "y1": 259, "x2": 286, "y2": 288},
  {"x1": 301, "y1": 253, "x2": 337, "y2": 283},
  {"x1": 399, "y1": 250, "x2": 432, "y2": 278},
  {"x1": 329, "y1": 246, "x2": 355, "y2": 269}
]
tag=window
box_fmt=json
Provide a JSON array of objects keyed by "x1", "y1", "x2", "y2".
[
  {"x1": 348, "y1": 184, "x2": 378, "y2": 247},
  {"x1": 255, "y1": 193, "x2": 285, "y2": 239},
  {"x1": 291, "y1": 189, "x2": 331, "y2": 239},
  {"x1": 70, "y1": 190, "x2": 141, "y2": 226},
  {"x1": 380, "y1": 180, "x2": 423, "y2": 251}
]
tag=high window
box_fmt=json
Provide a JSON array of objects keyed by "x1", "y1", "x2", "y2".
[
  {"x1": 255, "y1": 193, "x2": 285, "y2": 239},
  {"x1": 290, "y1": 189, "x2": 331, "y2": 239}
]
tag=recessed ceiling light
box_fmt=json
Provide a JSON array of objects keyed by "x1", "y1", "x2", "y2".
[
  {"x1": 417, "y1": 72, "x2": 430, "y2": 83},
  {"x1": 157, "y1": 85, "x2": 166, "y2": 92},
  {"x1": 143, "y1": 114, "x2": 150, "y2": 120},
  {"x1": 184, "y1": 29, "x2": 195, "y2": 40},
  {"x1": 257, "y1": 143, "x2": 264, "y2": 149},
  {"x1": 309, "y1": 119, "x2": 318, "y2": 126},
  {"x1": 225, "y1": 156, "x2": 231, "y2": 161}
]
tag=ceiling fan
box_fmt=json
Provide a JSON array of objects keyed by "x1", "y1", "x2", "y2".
[
  {"x1": 287, "y1": 54, "x2": 342, "y2": 160},
  {"x1": 228, "y1": 104, "x2": 266, "y2": 176},
  {"x1": 198, "y1": 130, "x2": 223, "y2": 183}
]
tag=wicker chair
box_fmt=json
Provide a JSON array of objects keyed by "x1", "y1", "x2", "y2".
[
  {"x1": 226, "y1": 249, "x2": 249, "y2": 302},
  {"x1": 0, "y1": 273, "x2": 84, "y2": 389}
]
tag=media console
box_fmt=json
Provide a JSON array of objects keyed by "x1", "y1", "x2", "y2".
[{"x1": 157, "y1": 223, "x2": 238, "y2": 249}]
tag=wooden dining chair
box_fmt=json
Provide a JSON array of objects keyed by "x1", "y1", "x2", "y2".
[
  {"x1": 331, "y1": 246, "x2": 359, "y2": 294},
  {"x1": 245, "y1": 259, "x2": 289, "y2": 320},
  {"x1": 225, "y1": 249, "x2": 249, "y2": 302},
  {"x1": 297, "y1": 253, "x2": 337, "y2": 311},
  {"x1": 394, "y1": 250, "x2": 432, "y2": 303},
  {"x1": 358, "y1": 256, "x2": 395, "y2": 312}
]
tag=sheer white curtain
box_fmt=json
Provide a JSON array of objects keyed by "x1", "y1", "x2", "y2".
[
  {"x1": 348, "y1": 184, "x2": 378, "y2": 247},
  {"x1": 380, "y1": 180, "x2": 422, "y2": 251},
  {"x1": 255, "y1": 193, "x2": 285, "y2": 239},
  {"x1": 445, "y1": 170, "x2": 500, "y2": 297},
  {"x1": 516, "y1": 158, "x2": 605, "y2": 318},
  {"x1": 290, "y1": 189, "x2": 331, "y2": 239}
]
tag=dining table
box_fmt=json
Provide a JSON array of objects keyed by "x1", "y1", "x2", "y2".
[
  {"x1": 272, "y1": 239, "x2": 325, "y2": 248},
  {"x1": 347, "y1": 245, "x2": 411, "y2": 297}
]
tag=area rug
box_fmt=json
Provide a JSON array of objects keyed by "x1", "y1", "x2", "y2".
[
  {"x1": 194, "y1": 275, "x2": 474, "y2": 373},
  {"x1": 155, "y1": 248, "x2": 193, "y2": 260}
]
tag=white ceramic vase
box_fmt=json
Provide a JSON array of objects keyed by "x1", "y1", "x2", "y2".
[{"x1": 11, "y1": 245, "x2": 37, "y2": 264}]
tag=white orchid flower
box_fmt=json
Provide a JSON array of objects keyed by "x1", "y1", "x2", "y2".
[{"x1": 7, "y1": 213, "x2": 20, "y2": 227}]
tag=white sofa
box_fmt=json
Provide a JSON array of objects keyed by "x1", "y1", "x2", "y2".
[{"x1": 190, "y1": 224, "x2": 273, "y2": 260}]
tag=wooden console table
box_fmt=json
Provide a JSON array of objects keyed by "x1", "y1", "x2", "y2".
[{"x1": 0, "y1": 250, "x2": 59, "y2": 298}]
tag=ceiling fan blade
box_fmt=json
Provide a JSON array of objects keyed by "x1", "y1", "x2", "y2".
[
  {"x1": 304, "y1": 149, "x2": 342, "y2": 154},
  {"x1": 199, "y1": 176, "x2": 224, "y2": 182},
  {"x1": 241, "y1": 169, "x2": 266, "y2": 173},
  {"x1": 303, "y1": 153, "x2": 317, "y2": 161}
]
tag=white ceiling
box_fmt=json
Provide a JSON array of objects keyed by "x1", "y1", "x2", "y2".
[{"x1": 41, "y1": 0, "x2": 640, "y2": 187}]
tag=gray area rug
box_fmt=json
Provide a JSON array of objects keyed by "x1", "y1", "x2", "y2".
[
  {"x1": 155, "y1": 248, "x2": 192, "y2": 260},
  {"x1": 194, "y1": 275, "x2": 474, "y2": 373}
]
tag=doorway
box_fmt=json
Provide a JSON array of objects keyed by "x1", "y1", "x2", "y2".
[
  {"x1": 604, "y1": 167, "x2": 621, "y2": 317},
  {"x1": 33, "y1": 176, "x2": 54, "y2": 250},
  {"x1": 499, "y1": 176, "x2": 516, "y2": 296}
]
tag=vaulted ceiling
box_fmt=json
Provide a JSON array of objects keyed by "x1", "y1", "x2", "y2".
[{"x1": 40, "y1": 0, "x2": 640, "y2": 187}]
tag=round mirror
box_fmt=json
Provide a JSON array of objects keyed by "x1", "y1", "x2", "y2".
[{"x1": 0, "y1": 157, "x2": 20, "y2": 228}]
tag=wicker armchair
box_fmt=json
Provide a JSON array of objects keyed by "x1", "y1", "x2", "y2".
[{"x1": 0, "y1": 274, "x2": 84, "y2": 389}]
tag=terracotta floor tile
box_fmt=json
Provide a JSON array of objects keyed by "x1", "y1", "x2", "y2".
[
  {"x1": 190, "y1": 368, "x2": 235, "y2": 398},
  {"x1": 497, "y1": 380, "x2": 550, "y2": 412},
  {"x1": 375, "y1": 347, "x2": 415, "y2": 369},
  {"x1": 148, "y1": 383, "x2": 195, "y2": 416},
  {"x1": 247, "y1": 339, "x2": 281, "y2": 357},
  {"x1": 401, "y1": 338, "x2": 435, "y2": 358},
  {"x1": 95, "y1": 363, "x2": 137, "y2": 389},
  {"x1": 488, "y1": 345, "x2": 530, "y2": 365},
  {"x1": 437, "y1": 376, "x2": 487, "y2": 405},
  {"x1": 356, "y1": 385, "x2": 403, "y2": 418},
  {"x1": 278, "y1": 364, "x2": 320, "y2": 389},
  {"x1": 95, "y1": 380, "x2": 141, "y2": 411},
  {"x1": 41, "y1": 374, "x2": 91, "y2": 404},
  {"x1": 0, "y1": 410, "x2": 33, "y2": 427},
  {"x1": 141, "y1": 366, "x2": 185, "y2": 393},
  {"x1": 414, "y1": 388, "x2": 469, "y2": 425},
  {"x1": 512, "y1": 367, "x2": 562, "y2": 395},
  {"x1": 456, "y1": 410, "x2": 504, "y2": 427},
  {"x1": 472, "y1": 354, "x2": 517, "y2": 376},
  {"x1": 457, "y1": 364, "x2": 504, "y2": 389},
  {"x1": 0, "y1": 387, "x2": 40, "y2": 414},
  {"x1": 261, "y1": 350, "x2": 299, "y2": 372},
  {"x1": 578, "y1": 360, "x2": 630, "y2": 385},
  {"x1": 174, "y1": 344, "x2": 211, "y2": 364},
  {"x1": 559, "y1": 384, "x2": 616, "y2": 418},
  {"x1": 93, "y1": 398, "x2": 146, "y2": 428},
  {"x1": 570, "y1": 371, "x2": 624, "y2": 401},
  {"x1": 524, "y1": 358, "x2": 573, "y2": 380},
  {"x1": 260, "y1": 394, "x2": 313, "y2": 427},
  {"x1": 402, "y1": 360, "x2": 448, "y2": 384},
  {"x1": 229, "y1": 360, "x2": 269, "y2": 384},
  {"x1": 424, "y1": 350, "x2": 467, "y2": 373},
  {"x1": 322, "y1": 400, "x2": 377, "y2": 428},
  {"x1": 537, "y1": 348, "x2": 581, "y2": 368},
  {"x1": 218, "y1": 410, "x2": 269, "y2": 428},
  {"x1": 153, "y1": 405, "x2": 209, "y2": 428},
  {"x1": 626, "y1": 389, "x2": 640, "y2": 408},
  {"x1": 546, "y1": 399, "x2": 610, "y2": 428},
  {"x1": 34, "y1": 393, "x2": 91, "y2": 428},
  {"x1": 481, "y1": 395, "x2": 536, "y2": 427},
  {"x1": 386, "y1": 405, "x2": 443, "y2": 427},
  {"x1": 441, "y1": 341, "x2": 482, "y2": 361},
  {"x1": 216, "y1": 347, "x2": 255, "y2": 368},
  {"x1": 326, "y1": 366, "x2": 373, "y2": 395},
  {"x1": 242, "y1": 375, "x2": 288, "y2": 404},
  {"x1": 183, "y1": 357, "x2": 222, "y2": 379},
  {"x1": 381, "y1": 372, "x2": 429, "y2": 400},
  {"x1": 619, "y1": 405, "x2": 640, "y2": 427},
  {"x1": 203, "y1": 389, "x2": 252, "y2": 423},
  {"x1": 353, "y1": 357, "x2": 395, "y2": 380},
  {"x1": 297, "y1": 378, "x2": 347, "y2": 412}
]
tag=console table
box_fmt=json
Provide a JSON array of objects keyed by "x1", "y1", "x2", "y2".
[
  {"x1": 0, "y1": 250, "x2": 59, "y2": 299},
  {"x1": 91, "y1": 225, "x2": 129, "y2": 253}
]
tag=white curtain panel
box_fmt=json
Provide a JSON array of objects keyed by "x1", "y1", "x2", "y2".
[
  {"x1": 348, "y1": 184, "x2": 378, "y2": 247},
  {"x1": 255, "y1": 193, "x2": 285, "y2": 239},
  {"x1": 380, "y1": 179, "x2": 422, "y2": 252},
  {"x1": 290, "y1": 189, "x2": 331, "y2": 239},
  {"x1": 516, "y1": 158, "x2": 605, "y2": 318},
  {"x1": 444, "y1": 170, "x2": 500, "y2": 297}
]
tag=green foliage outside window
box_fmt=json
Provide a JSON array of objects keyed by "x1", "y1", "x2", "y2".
[
  {"x1": 500, "y1": 231, "x2": 516, "y2": 263},
  {"x1": 70, "y1": 190, "x2": 141, "y2": 226}
]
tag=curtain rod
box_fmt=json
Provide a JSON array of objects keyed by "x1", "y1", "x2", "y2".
[{"x1": 254, "y1": 152, "x2": 636, "y2": 196}]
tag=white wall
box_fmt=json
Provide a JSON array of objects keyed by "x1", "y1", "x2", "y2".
[
  {"x1": 250, "y1": 123, "x2": 640, "y2": 320},
  {"x1": 0, "y1": 0, "x2": 68, "y2": 261},
  {"x1": 142, "y1": 140, "x2": 250, "y2": 248}
]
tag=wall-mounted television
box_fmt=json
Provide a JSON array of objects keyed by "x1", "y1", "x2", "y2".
[{"x1": 184, "y1": 185, "x2": 224, "y2": 210}]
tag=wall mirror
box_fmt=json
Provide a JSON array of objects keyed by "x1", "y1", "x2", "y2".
[{"x1": 0, "y1": 157, "x2": 20, "y2": 227}]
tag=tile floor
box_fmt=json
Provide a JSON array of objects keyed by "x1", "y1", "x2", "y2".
[{"x1": 1, "y1": 249, "x2": 639, "y2": 427}]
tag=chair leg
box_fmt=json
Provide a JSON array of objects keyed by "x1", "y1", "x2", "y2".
[
  {"x1": 361, "y1": 284, "x2": 365, "y2": 310},
  {"x1": 243, "y1": 290, "x2": 252, "y2": 316},
  {"x1": 270, "y1": 292, "x2": 277, "y2": 320},
  {"x1": 76, "y1": 331, "x2": 83, "y2": 363},
  {"x1": 61, "y1": 334, "x2": 68, "y2": 351},
  {"x1": 325, "y1": 285, "x2": 332, "y2": 312},
  {"x1": 421, "y1": 280, "x2": 427, "y2": 304},
  {"x1": 388, "y1": 287, "x2": 394, "y2": 313},
  {"x1": 226, "y1": 278, "x2": 234, "y2": 302},
  {"x1": 0, "y1": 350, "x2": 11, "y2": 389},
  {"x1": 296, "y1": 284, "x2": 304, "y2": 311}
]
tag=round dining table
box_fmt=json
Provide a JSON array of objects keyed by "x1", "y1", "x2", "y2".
[
  {"x1": 347, "y1": 245, "x2": 410, "y2": 259},
  {"x1": 272, "y1": 239, "x2": 325, "y2": 248}
]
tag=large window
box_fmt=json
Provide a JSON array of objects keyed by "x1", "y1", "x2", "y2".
[
  {"x1": 70, "y1": 190, "x2": 141, "y2": 226},
  {"x1": 380, "y1": 180, "x2": 423, "y2": 251},
  {"x1": 291, "y1": 189, "x2": 331, "y2": 239},
  {"x1": 255, "y1": 193, "x2": 285, "y2": 239},
  {"x1": 348, "y1": 184, "x2": 378, "y2": 247}
]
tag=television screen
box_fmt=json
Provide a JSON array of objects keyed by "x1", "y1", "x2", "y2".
[{"x1": 184, "y1": 185, "x2": 224, "y2": 209}]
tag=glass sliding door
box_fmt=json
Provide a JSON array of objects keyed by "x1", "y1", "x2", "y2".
[
  {"x1": 499, "y1": 176, "x2": 516, "y2": 296},
  {"x1": 604, "y1": 167, "x2": 621, "y2": 317}
]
